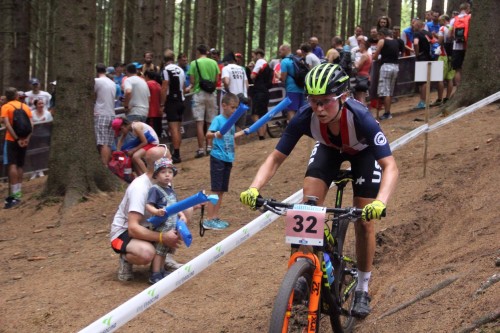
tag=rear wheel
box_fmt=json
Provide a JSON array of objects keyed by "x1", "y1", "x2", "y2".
[
  {"x1": 329, "y1": 219, "x2": 357, "y2": 332},
  {"x1": 266, "y1": 117, "x2": 287, "y2": 138},
  {"x1": 269, "y1": 260, "x2": 319, "y2": 333}
]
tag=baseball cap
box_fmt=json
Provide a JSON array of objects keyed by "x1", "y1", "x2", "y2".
[
  {"x1": 18, "y1": 91, "x2": 27, "y2": 98},
  {"x1": 132, "y1": 62, "x2": 143, "y2": 69},
  {"x1": 210, "y1": 48, "x2": 220, "y2": 55},
  {"x1": 235, "y1": 53, "x2": 243, "y2": 58},
  {"x1": 106, "y1": 66, "x2": 116, "y2": 74},
  {"x1": 153, "y1": 157, "x2": 177, "y2": 178},
  {"x1": 49, "y1": 81, "x2": 57, "y2": 86},
  {"x1": 111, "y1": 118, "x2": 124, "y2": 136},
  {"x1": 30, "y1": 78, "x2": 40, "y2": 85}
]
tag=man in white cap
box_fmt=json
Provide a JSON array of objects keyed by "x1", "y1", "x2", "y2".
[{"x1": 24, "y1": 78, "x2": 52, "y2": 113}]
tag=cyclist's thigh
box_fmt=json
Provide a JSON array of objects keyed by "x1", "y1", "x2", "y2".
[
  {"x1": 347, "y1": 148, "x2": 380, "y2": 199},
  {"x1": 305, "y1": 142, "x2": 344, "y2": 187}
]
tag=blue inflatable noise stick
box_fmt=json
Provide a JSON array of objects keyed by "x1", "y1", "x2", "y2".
[
  {"x1": 148, "y1": 191, "x2": 219, "y2": 228},
  {"x1": 176, "y1": 217, "x2": 192, "y2": 247},
  {"x1": 219, "y1": 103, "x2": 249, "y2": 135},
  {"x1": 244, "y1": 97, "x2": 291, "y2": 135}
]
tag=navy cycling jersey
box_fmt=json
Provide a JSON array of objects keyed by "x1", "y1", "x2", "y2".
[{"x1": 275, "y1": 97, "x2": 392, "y2": 160}]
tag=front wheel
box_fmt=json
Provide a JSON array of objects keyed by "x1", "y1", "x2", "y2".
[{"x1": 269, "y1": 260, "x2": 319, "y2": 333}]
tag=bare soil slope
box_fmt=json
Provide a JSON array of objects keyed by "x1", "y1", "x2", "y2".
[{"x1": 0, "y1": 95, "x2": 499, "y2": 333}]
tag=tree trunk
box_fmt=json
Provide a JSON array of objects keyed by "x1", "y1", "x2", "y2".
[
  {"x1": 124, "y1": 0, "x2": 135, "y2": 62},
  {"x1": 290, "y1": 0, "x2": 302, "y2": 51},
  {"x1": 110, "y1": 0, "x2": 125, "y2": 64},
  {"x1": 340, "y1": 0, "x2": 347, "y2": 39},
  {"x1": 1, "y1": 0, "x2": 30, "y2": 91},
  {"x1": 46, "y1": 0, "x2": 118, "y2": 208},
  {"x1": 183, "y1": 0, "x2": 192, "y2": 57},
  {"x1": 312, "y1": 0, "x2": 330, "y2": 52},
  {"x1": 347, "y1": 0, "x2": 356, "y2": 38},
  {"x1": 194, "y1": 0, "x2": 209, "y2": 54},
  {"x1": 372, "y1": 0, "x2": 388, "y2": 26},
  {"x1": 152, "y1": 0, "x2": 166, "y2": 62},
  {"x1": 246, "y1": 0, "x2": 255, "y2": 62},
  {"x1": 431, "y1": 0, "x2": 444, "y2": 14},
  {"x1": 47, "y1": 0, "x2": 57, "y2": 84},
  {"x1": 133, "y1": 0, "x2": 154, "y2": 60},
  {"x1": 258, "y1": 0, "x2": 268, "y2": 50},
  {"x1": 444, "y1": 0, "x2": 500, "y2": 112},
  {"x1": 388, "y1": 0, "x2": 402, "y2": 28},
  {"x1": 208, "y1": 0, "x2": 219, "y2": 50},
  {"x1": 277, "y1": 0, "x2": 285, "y2": 50},
  {"x1": 164, "y1": 0, "x2": 174, "y2": 50},
  {"x1": 417, "y1": 0, "x2": 426, "y2": 21},
  {"x1": 95, "y1": 0, "x2": 104, "y2": 63},
  {"x1": 224, "y1": 0, "x2": 245, "y2": 56},
  {"x1": 360, "y1": 0, "x2": 369, "y2": 35},
  {"x1": 446, "y1": 0, "x2": 462, "y2": 15}
]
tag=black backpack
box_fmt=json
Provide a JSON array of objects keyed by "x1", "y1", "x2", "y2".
[
  {"x1": 288, "y1": 55, "x2": 310, "y2": 89},
  {"x1": 335, "y1": 48, "x2": 352, "y2": 77},
  {"x1": 12, "y1": 102, "x2": 32, "y2": 138}
]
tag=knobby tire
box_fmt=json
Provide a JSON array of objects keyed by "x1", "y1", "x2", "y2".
[{"x1": 268, "y1": 260, "x2": 318, "y2": 333}]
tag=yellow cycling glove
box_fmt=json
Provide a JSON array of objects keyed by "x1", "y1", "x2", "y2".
[
  {"x1": 362, "y1": 200, "x2": 386, "y2": 221},
  {"x1": 240, "y1": 187, "x2": 260, "y2": 210}
]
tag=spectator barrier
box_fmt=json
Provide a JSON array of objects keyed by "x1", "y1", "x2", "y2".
[
  {"x1": 79, "y1": 90, "x2": 500, "y2": 332},
  {"x1": 0, "y1": 56, "x2": 445, "y2": 180}
]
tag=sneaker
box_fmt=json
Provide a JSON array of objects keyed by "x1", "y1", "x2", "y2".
[
  {"x1": 352, "y1": 291, "x2": 371, "y2": 318},
  {"x1": 379, "y1": 113, "x2": 393, "y2": 120},
  {"x1": 206, "y1": 145, "x2": 212, "y2": 154},
  {"x1": 195, "y1": 150, "x2": 205, "y2": 158},
  {"x1": 214, "y1": 218, "x2": 229, "y2": 228},
  {"x1": 293, "y1": 276, "x2": 309, "y2": 304},
  {"x1": 443, "y1": 97, "x2": 449, "y2": 103},
  {"x1": 413, "y1": 101, "x2": 426, "y2": 110},
  {"x1": 430, "y1": 99, "x2": 443, "y2": 107},
  {"x1": 4, "y1": 196, "x2": 20, "y2": 209},
  {"x1": 148, "y1": 271, "x2": 165, "y2": 284},
  {"x1": 37, "y1": 170, "x2": 45, "y2": 177},
  {"x1": 117, "y1": 255, "x2": 133, "y2": 281},
  {"x1": 172, "y1": 155, "x2": 181, "y2": 164},
  {"x1": 12, "y1": 191, "x2": 22, "y2": 200},
  {"x1": 202, "y1": 218, "x2": 229, "y2": 230},
  {"x1": 164, "y1": 254, "x2": 183, "y2": 272}
]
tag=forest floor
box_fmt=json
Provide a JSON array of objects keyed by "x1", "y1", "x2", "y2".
[{"x1": 0, "y1": 93, "x2": 499, "y2": 333}]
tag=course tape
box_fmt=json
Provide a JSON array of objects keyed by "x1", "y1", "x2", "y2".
[
  {"x1": 80, "y1": 90, "x2": 500, "y2": 333},
  {"x1": 79, "y1": 190, "x2": 303, "y2": 333}
]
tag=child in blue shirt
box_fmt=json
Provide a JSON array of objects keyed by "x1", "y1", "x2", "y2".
[{"x1": 202, "y1": 93, "x2": 244, "y2": 230}]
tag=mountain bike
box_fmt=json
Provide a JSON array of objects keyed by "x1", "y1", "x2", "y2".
[
  {"x1": 266, "y1": 112, "x2": 288, "y2": 138},
  {"x1": 256, "y1": 170, "x2": 361, "y2": 333}
]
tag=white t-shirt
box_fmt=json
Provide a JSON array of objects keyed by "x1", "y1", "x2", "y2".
[
  {"x1": 123, "y1": 75, "x2": 150, "y2": 117},
  {"x1": 32, "y1": 110, "x2": 53, "y2": 123},
  {"x1": 109, "y1": 173, "x2": 152, "y2": 241},
  {"x1": 94, "y1": 76, "x2": 117, "y2": 116},
  {"x1": 305, "y1": 53, "x2": 321, "y2": 68},
  {"x1": 25, "y1": 90, "x2": 52, "y2": 113},
  {"x1": 221, "y1": 63, "x2": 248, "y2": 97}
]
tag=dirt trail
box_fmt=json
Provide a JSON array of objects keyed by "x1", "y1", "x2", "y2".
[{"x1": 0, "y1": 95, "x2": 498, "y2": 333}]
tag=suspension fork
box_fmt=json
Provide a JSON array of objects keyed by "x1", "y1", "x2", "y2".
[{"x1": 283, "y1": 250, "x2": 322, "y2": 333}]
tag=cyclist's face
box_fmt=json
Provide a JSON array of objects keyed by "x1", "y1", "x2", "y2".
[{"x1": 308, "y1": 94, "x2": 342, "y2": 123}]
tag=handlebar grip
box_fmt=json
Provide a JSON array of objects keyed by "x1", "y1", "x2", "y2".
[{"x1": 255, "y1": 197, "x2": 265, "y2": 208}]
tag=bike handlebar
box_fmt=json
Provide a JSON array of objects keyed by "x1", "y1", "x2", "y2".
[{"x1": 255, "y1": 197, "x2": 362, "y2": 217}]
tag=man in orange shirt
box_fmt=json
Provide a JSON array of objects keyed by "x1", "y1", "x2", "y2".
[{"x1": 1, "y1": 87, "x2": 33, "y2": 208}]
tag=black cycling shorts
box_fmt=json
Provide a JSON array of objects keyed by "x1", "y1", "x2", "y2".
[
  {"x1": 305, "y1": 142, "x2": 382, "y2": 198},
  {"x1": 164, "y1": 98, "x2": 185, "y2": 122},
  {"x1": 251, "y1": 91, "x2": 270, "y2": 117}
]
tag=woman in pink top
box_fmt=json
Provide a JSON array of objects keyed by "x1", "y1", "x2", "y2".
[{"x1": 353, "y1": 38, "x2": 373, "y2": 106}]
